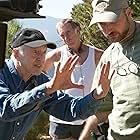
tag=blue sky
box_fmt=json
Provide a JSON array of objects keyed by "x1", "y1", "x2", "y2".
[
  {"x1": 39, "y1": 0, "x2": 83, "y2": 18},
  {"x1": 19, "y1": 0, "x2": 83, "y2": 31}
]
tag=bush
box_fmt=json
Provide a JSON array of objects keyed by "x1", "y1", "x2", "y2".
[{"x1": 24, "y1": 112, "x2": 50, "y2": 140}]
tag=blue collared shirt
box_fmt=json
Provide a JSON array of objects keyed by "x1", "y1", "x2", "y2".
[{"x1": 0, "y1": 59, "x2": 102, "y2": 140}]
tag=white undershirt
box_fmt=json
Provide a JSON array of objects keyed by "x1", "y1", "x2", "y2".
[{"x1": 50, "y1": 45, "x2": 96, "y2": 125}]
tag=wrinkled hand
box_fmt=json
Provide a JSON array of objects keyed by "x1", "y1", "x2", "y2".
[
  {"x1": 46, "y1": 55, "x2": 84, "y2": 95},
  {"x1": 93, "y1": 61, "x2": 115, "y2": 99}
]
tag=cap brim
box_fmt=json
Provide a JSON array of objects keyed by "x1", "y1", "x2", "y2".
[
  {"x1": 47, "y1": 43, "x2": 57, "y2": 49},
  {"x1": 89, "y1": 10, "x2": 121, "y2": 26},
  {"x1": 25, "y1": 40, "x2": 57, "y2": 49}
]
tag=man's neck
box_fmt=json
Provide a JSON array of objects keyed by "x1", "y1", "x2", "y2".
[
  {"x1": 68, "y1": 43, "x2": 89, "y2": 65},
  {"x1": 121, "y1": 20, "x2": 136, "y2": 43},
  {"x1": 68, "y1": 42, "x2": 83, "y2": 55}
]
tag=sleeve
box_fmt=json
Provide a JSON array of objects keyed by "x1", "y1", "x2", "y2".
[
  {"x1": 0, "y1": 79, "x2": 49, "y2": 122},
  {"x1": 97, "y1": 89, "x2": 113, "y2": 112},
  {"x1": 43, "y1": 90, "x2": 103, "y2": 121}
]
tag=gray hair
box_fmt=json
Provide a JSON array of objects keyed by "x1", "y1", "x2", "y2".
[{"x1": 56, "y1": 18, "x2": 81, "y2": 33}]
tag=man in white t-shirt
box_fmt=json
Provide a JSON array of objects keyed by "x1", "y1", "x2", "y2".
[{"x1": 44, "y1": 19, "x2": 111, "y2": 140}]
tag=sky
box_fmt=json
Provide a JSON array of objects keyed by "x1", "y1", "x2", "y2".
[
  {"x1": 39, "y1": 0, "x2": 83, "y2": 18},
  {"x1": 18, "y1": 0, "x2": 83, "y2": 47}
]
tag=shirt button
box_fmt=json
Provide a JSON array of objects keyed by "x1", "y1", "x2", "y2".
[
  {"x1": 36, "y1": 94, "x2": 40, "y2": 99},
  {"x1": 17, "y1": 122, "x2": 20, "y2": 126}
]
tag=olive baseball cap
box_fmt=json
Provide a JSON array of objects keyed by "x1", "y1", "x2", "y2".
[
  {"x1": 89, "y1": 0, "x2": 129, "y2": 26},
  {"x1": 11, "y1": 28, "x2": 57, "y2": 49}
]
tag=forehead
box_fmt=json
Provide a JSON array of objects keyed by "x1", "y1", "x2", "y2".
[
  {"x1": 22, "y1": 45, "x2": 47, "y2": 51},
  {"x1": 58, "y1": 23, "x2": 73, "y2": 32}
]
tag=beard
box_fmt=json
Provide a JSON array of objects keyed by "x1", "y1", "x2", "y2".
[
  {"x1": 108, "y1": 27, "x2": 129, "y2": 43},
  {"x1": 107, "y1": 15, "x2": 130, "y2": 43}
]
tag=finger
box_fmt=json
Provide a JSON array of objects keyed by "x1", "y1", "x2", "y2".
[
  {"x1": 72, "y1": 83, "x2": 84, "y2": 89},
  {"x1": 62, "y1": 55, "x2": 78, "y2": 71},
  {"x1": 100, "y1": 63, "x2": 106, "y2": 79},
  {"x1": 110, "y1": 69, "x2": 115, "y2": 81},
  {"x1": 69, "y1": 55, "x2": 79, "y2": 71},
  {"x1": 61, "y1": 55, "x2": 79, "y2": 72},
  {"x1": 55, "y1": 62, "x2": 61, "y2": 73},
  {"x1": 60, "y1": 57, "x2": 72, "y2": 72},
  {"x1": 104, "y1": 61, "x2": 110, "y2": 78}
]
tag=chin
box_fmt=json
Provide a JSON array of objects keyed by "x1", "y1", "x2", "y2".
[{"x1": 109, "y1": 37, "x2": 119, "y2": 43}]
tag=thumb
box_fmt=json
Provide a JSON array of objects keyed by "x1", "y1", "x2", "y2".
[{"x1": 72, "y1": 83, "x2": 84, "y2": 89}]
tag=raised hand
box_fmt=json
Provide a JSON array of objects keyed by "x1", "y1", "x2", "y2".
[
  {"x1": 46, "y1": 55, "x2": 84, "y2": 95},
  {"x1": 93, "y1": 61, "x2": 115, "y2": 100}
]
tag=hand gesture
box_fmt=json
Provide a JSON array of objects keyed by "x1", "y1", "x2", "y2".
[
  {"x1": 46, "y1": 55, "x2": 84, "y2": 94},
  {"x1": 93, "y1": 61, "x2": 115, "y2": 99}
]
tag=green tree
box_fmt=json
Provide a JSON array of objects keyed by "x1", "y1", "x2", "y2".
[
  {"x1": 6, "y1": 19, "x2": 22, "y2": 58},
  {"x1": 71, "y1": 0, "x2": 140, "y2": 50},
  {"x1": 25, "y1": 112, "x2": 50, "y2": 140},
  {"x1": 71, "y1": 0, "x2": 109, "y2": 50},
  {"x1": 129, "y1": 0, "x2": 140, "y2": 19}
]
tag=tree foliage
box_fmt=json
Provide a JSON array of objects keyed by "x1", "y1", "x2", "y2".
[
  {"x1": 6, "y1": 20, "x2": 22, "y2": 58},
  {"x1": 71, "y1": 0, "x2": 140, "y2": 50},
  {"x1": 129, "y1": 0, "x2": 140, "y2": 19},
  {"x1": 25, "y1": 112, "x2": 49, "y2": 140}
]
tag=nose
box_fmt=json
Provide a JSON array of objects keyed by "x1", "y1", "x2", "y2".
[
  {"x1": 36, "y1": 53, "x2": 44, "y2": 61},
  {"x1": 99, "y1": 23, "x2": 112, "y2": 35},
  {"x1": 104, "y1": 24, "x2": 112, "y2": 35},
  {"x1": 64, "y1": 34, "x2": 70, "y2": 42}
]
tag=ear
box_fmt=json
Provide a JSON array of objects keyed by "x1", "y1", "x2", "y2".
[
  {"x1": 77, "y1": 26, "x2": 81, "y2": 32},
  {"x1": 126, "y1": 7, "x2": 132, "y2": 17},
  {"x1": 75, "y1": 26, "x2": 81, "y2": 35},
  {"x1": 12, "y1": 48, "x2": 20, "y2": 60}
]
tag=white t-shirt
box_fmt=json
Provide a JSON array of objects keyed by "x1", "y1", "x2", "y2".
[{"x1": 50, "y1": 45, "x2": 96, "y2": 125}]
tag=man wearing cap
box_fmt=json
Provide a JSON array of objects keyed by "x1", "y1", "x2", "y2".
[
  {"x1": 89, "y1": 0, "x2": 140, "y2": 139},
  {"x1": 44, "y1": 18, "x2": 111, "y2": 140},
  {"x1": 0, "y1": 28, "x2": 113, "y2": 140}
]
